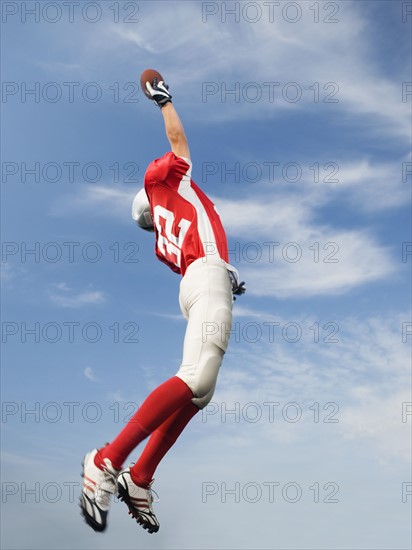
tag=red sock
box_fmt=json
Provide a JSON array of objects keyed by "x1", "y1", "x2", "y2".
[
  {"x1": 130, "y1": 401, "x2": 199, "y2": 488},
  {"x1": 96, "y1": 376, "x2": 193, "y2": 470}
]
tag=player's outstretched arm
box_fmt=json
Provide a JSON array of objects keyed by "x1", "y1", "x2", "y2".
[
  {"x1": 160, "y1": 102, "x2": 190, "y2": 160},
  {"x1": 145, "y1": 79, "x2": 190, "y2": 160}
]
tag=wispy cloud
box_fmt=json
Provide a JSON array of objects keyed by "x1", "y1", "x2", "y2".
[
  {"x1": 33, "y1": 1, "x2": 409, "y2": 139},
  {"x1": 215, "y1": 309, "x2": 411, "y2": 463},
  {"x1": 149, "y1": 311, "x2": 185, "y2": 321},
  {"x1": 84, "y1": 366, "x2": 96, "y2": 381},
  {"x1": 339, "y1": 388, "x2": 411, "y2": 464},
  {"x1": 0, "y1": 262, "x2": 14, "y2": 282},
  {"x1": 49, "y1": 282, "x2": 106, "y2": 308},
  {"x1": 322, "y1": 157, "x2": 411, "y2": 212},
  {"x1": 216, "y1": 194, "x2": 395, "y2": 298},
  {"x1": 103, "y1": 2, "x2": 410, "y2": 138},
  {"x1": 36, "y1": 60, "x2": 84, "y2": 73},
  {"x1": 49, "y1": 185, "x2": 135, "y2": 221},
  {"x1": 0, "y1": 451, "x2": 44, "y2": 467}
]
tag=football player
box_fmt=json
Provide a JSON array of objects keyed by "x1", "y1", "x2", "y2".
[{"x1": 80, "y1": 77, "x2": 245, "y2": 534}]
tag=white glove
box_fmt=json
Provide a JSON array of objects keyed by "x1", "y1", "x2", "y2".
[{"x1": 145, "y1": 78, "x2": 172, "y2": 108}]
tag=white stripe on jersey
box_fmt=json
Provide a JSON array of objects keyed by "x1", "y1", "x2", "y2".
[
  {"x1": 177, "y1": 157, "x2": 240, "y2": 283},
  {"x1": 177, "y1": 159, "x2": 221, "y2": 263}
]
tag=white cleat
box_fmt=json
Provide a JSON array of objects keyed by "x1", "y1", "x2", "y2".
[
  {"x1": 117, "y1": 469, "x2": 160, "y2": 534},
  {"x1": 80, "y1": 449, "x2": 119, "y2": 532}
]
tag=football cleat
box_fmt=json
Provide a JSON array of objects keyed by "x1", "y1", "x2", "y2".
[
  {"x1": 80, "y1": 448, "x2": 119, "y2": 532},
  {"x1": 117, "y1": 468, "x2": 160, "y2": 534}
]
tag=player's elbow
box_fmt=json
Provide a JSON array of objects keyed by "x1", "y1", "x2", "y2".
[
  {"x1": 166, "y1": 127, "x2": 187, "y2": 145},
  {"x1": 167, "y1": 132, "x2": 190, "y2": 159}
]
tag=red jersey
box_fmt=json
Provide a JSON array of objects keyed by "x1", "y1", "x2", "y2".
[{"x1": 144, "y1": 152, "x2": 229, "y2": 276}]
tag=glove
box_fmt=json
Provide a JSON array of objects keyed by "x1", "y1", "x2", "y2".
[
  {"x1": 228, "y1": 269, "x2": 246, "y2": 300},
  {"x1": 233, "y1": 281, "x2": 246, "y2": 300},
  {"x1": 145, "y1": 78, "x2": 172, "y2": 108}
]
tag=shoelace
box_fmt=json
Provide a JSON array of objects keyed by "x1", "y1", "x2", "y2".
[
  {"x1": 127, "y1": 463, "x2": 160, "y2": 504},
  {"x1": 147, "y1": 481, "x2": 160, "y2": 504},
  {"x1": 127, "y1": 463, "x2": 160, "y2": 506},
  {"x1": 95, "y1": 468, "x2": 117, "y2": 508}
]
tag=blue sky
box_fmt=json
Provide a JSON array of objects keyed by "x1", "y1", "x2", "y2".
[{"x1": 1, "y1": 1, "x2": 411, "y2": 549}]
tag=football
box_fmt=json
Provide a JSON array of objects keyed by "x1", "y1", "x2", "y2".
[{"x1": 140, "y1": 69, "x2": 164, "y2": 100}]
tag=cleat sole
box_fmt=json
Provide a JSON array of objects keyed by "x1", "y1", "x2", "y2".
[{"x1": 117, "y1": 485, "x2": 159, "y2": 533}]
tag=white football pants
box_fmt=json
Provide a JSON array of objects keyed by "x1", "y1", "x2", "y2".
[{"x1": 176, "y1": 256, "x2": 233, "y2": 409}]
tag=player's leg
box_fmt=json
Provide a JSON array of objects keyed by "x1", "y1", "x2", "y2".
[
  {"x1": 80, "y1": 375, "x2": 194, "y2": 531},
  {"x1": 96, "y1": 376, "x2": 193, "y2": 470},
  {"x1": 115, "y1": 259, "x2": 232, "y2": 533},
  {"x1": 130, "y1": 400, "x2": 199, "y2": 488},
  {"x1": 175, "y1": 258, "x2": 233, "y2": 408},
  {"x1": 116, "y1": 401, "x2": 199, "y2": 533},
  {"x1": 96, "y1": 260, "x2": 230, "y2": 473}
]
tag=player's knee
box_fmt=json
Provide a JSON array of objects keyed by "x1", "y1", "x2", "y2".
[
  {"x1": 191, "y1": 387, "x2": 215, "y2": 410},
  {"x1": 178, "y1": 371, "x2": 216, "y2": 402},
  {"x1": 176, "y1": 344, "x2": 223, "y2": 405},
  {"x1": 191, "y1": 375, "x2": 216, "y2": 403}
]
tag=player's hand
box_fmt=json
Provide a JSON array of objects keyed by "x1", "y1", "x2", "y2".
[
  {"x1": 145, "y1": 78, "x2": 172, "y2": 108},
  {"x1": 233, "y1": 281, "x2": 246, "y2": 297},
  {"x1": 232, "y1": 281, "x2": 246, "y2": 301}
]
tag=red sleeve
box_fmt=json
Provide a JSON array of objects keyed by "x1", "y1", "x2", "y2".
[{"x1": 145, "y1": 152, "x2": 191, "y2": 190}]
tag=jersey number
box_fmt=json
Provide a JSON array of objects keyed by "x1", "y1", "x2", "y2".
[{"x1": 153, "y1": 205, "x2": 191, "y2": 268}]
